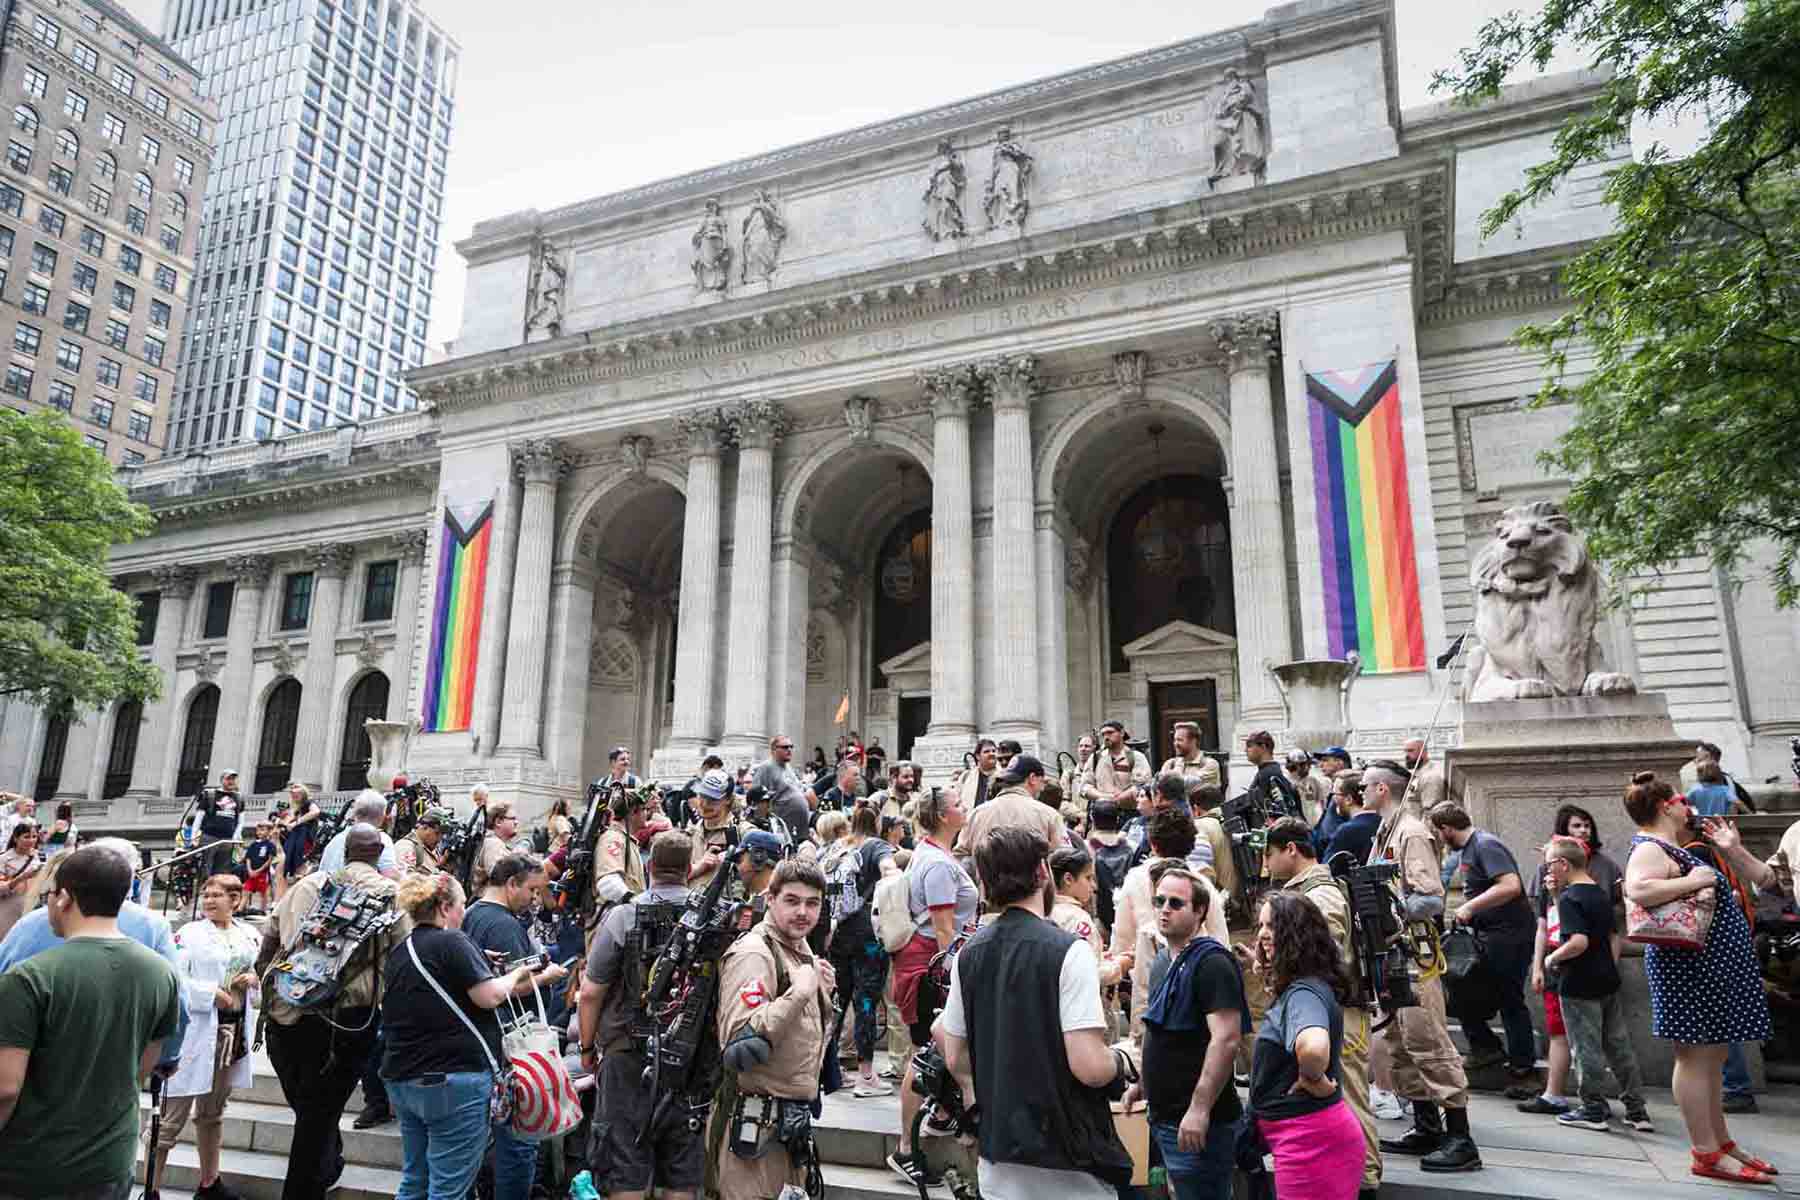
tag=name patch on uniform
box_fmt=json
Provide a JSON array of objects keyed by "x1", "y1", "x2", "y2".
[{"x1": 739, "y1": 979, "x2": 771, "y2": 1009}]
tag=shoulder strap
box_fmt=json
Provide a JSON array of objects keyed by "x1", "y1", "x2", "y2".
[{"x1": 403, "y1": 933, "x2": 500, "y2": 1077}]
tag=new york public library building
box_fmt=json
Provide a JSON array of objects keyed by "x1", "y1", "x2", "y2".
[{"x1": 7, "y1": 0, "x2": 1798, "y2": 842}]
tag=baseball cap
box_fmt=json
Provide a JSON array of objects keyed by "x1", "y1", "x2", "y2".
[
  {"x1": 220, "y1": 768, "x2": 239, "y2": 778},
  {"x1": 1321, "y1": 746, "x2": 1350, "y2": 763},
  {"x1": 741, "y1": 829, "x2": 785, "y2": 863},
  {"x1": 416, "y1": 806, "x2": 455, "y2": 829},
  {"x1": 695, "y1": 769, "x2": 733, "y2": 802},
  {"x1": 998, "y1": 753, "x2": 1048, "y2": 786}
]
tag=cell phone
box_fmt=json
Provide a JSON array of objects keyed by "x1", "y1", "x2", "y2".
[{"x1": 558, "y1": 954, "x2": 580, "y2": 972}]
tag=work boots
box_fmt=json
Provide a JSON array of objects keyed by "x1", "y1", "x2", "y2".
[
  {"x1": 1423, "y1": 1104, "x2": 1484, "y2": 1173},
  {"x1": 1380, "y1": 1098, "x2": 1444, "y2": 1155}
]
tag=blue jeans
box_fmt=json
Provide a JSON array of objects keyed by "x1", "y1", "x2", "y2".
[
  {"x1": 387, "y1": 1071, "x2": 493, "y2": 1200},
  {"x1": 1150, "y1": 1116, "x2": 1237, "y2": 1200},
  {"x1": 1723, "y1": 1042, "x2": 1753, "y2": 1099},
  {"x1": 490, "y1": 1121, "x2": 537, "y2": 1200}
]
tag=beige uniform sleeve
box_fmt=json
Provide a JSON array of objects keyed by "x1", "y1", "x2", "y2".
[
  {"x1": 1077, "y1": 762, "x2": 1101, "y2": 802},
  {"x1": 715, "y1": 937, "x2": 813, "y2": 1046},
  {"x1": 1131, "y1": 752, "x2": 1153, "y2": 787},
  {"x1": 1397, "y1": 825, "x2": 1444, "y2": 899},
  {"x1": 596, "y1": 827, "x2": 628, "y2": 878},
  {"x1": 1110, "y1": 869, "x2": 1142, "y2": 959},
  {"x1": 393, "y1": 838, "x2": 416, "y2": 874}
]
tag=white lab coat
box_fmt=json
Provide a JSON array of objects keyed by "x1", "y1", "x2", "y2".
[{"x1": 167, "y1": 916, "x2": 261, "y2": 1099}]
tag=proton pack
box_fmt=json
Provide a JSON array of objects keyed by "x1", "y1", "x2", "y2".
[
  {"x1": 1327, "y1": 851, "x2": 1424, "y2": 1027},
  {"x1": 260, "y1": 875, "x2": 402, "y2": 1034}
]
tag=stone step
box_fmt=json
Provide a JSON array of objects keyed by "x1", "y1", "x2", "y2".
[
  {"x1": 143, "y1": 1143, "x2": 399, "y2": 1200},
  {"x1": 139, "y1": 1095, "x2": 403, "y2": 1169}
]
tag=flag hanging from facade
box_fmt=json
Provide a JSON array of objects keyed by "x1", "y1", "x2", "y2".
[
  {"x1": 833, "y1": 693, "x2": 849, "y2": 725},
  {"x1": 1306, "y1": 359, "x2": 1425, "y2": 672},
  {"x1": 421, "y1": 501, "x2": 494, "y2": 732}
]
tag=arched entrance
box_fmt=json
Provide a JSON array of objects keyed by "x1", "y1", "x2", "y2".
[
  {"x1": 337, "y1": 671, "x2": 390, "y2": 791},
  {"x1": 176, "y1": 685, "x2": 220, "y2": 798},
  {"x1": 103, "y1": 701, "x2": 142, "y2": 799},
  {"x1": 33, "y1": 710, "x2": 70, "y2": 804},
  {"x1": 254, "y1": 678, "x2": 302, "y2": 795}
]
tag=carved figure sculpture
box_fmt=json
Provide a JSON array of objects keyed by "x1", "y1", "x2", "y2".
[
  {"x1": 982, "y1": 125, "x2": 1034, "y2": 232},
  {"x1": 524, "y1": 235, "x2": 567, "y2": 337},
  {"x1": 1207, "y1": 68, "x2": 1268, "y2": 187},
  {"x1": 739, "y1": 188, "x2": 786, "y2": 284},
  {"x1": 1463, "y1": 500, "x2": 1636, "y2": 701},
  {"x1": 921, "y1": 140, "x2": 967, "y2": 241},
  {"x1": 691, "y1": 198, "x2": 732, "y2": 293}
]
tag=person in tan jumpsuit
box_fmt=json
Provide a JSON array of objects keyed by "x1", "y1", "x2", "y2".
[
  {"x1": 685, "y1": 769, "x2": 748, "y2": 893},
  {"x1": 1363, "y1": 761, "x2": 1482, "y2": 1173},
  {"x1": 710, "y1": 859, "x2": 836, "y2": 1200}
]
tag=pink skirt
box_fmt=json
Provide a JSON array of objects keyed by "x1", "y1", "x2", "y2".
[{"x1": 1257, "y1": 1099, "x2": 1364, "y2": 1200}]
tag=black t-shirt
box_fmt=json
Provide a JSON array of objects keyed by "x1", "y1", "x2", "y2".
[
  {"x1": 1553, "y1": 883, "x2": 1620, "y2": 999},
  {"x1": 1250, "y1": 977, "x2": 1344, "y2": 1120},
  {"x1": 461, "y1": 899, "x2": 546, "y2": 1011},
  {"x1": 197, "y1": 789, "x2": 241, "y2": 840},
  {"x1": 1461, "y1": 830, "x2": 1536, "y2": 935},
  {"x1": 244, "y1": 840, "x2": 276, "y2": 872},
  {"x1": 382, "y1": 926, "x2": 502, "y2": 1080},
  {"x1": 1142, "y1": 952, "x2": 1245, "y2": 1126}
]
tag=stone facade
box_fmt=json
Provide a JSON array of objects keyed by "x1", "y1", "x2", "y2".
[{"x1": 8, "y1": 0, "x2": 1799, "y2": 828}]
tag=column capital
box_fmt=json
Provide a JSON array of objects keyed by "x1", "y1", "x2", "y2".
[
  {"x1": 225, "y1": 553, "x2": 273, "y2": 586},
  {"x1": 619, "y1": 434, "x2": 653, "y2": 476},
  {"x1": 1209, "y1": 311, "x2": 1280, "y2": 375},
  {"x1": 977, "y1": 354, "x2": 1039, "y2": 411},
  {"x1": 151, "y1": 564, "x2": 196, "y2": 597},
  {"x1": 677, "y1": 408, "x2": 726, "y2": 460},
  {"x1": 918, "y1": 364, "x2": 979, "y2": 420},
  {"x1": 511, "y1": 437, "x2": 571, "y2": 485},
  {"x1": 308, "y1": 543, "x2": 355, "y2": 578},
  {"x1": 394, "y1": 527, "x2": 431, "y2": 563},
  {"x1": 727, "y1": 399, "x2": 787, "y2": 451}
]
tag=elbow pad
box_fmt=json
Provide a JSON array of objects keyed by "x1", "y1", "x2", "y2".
[{"x1": 1403, "y1": 892, "x2": 1444, "y2": 922}]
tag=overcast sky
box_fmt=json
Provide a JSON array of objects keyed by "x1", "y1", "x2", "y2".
[{"x1": 116, "y1": 0, "x2": 1583, "y2": 350}]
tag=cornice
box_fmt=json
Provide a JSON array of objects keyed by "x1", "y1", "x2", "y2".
[
  {"x1": 420, "y1": 155, "x2": 1453, "y2": 413},
  {"x1": 1420, "y1": 249, "x2": 1572, "y2": 325},
  {"x1": 145, "y1": 461, "x2": 438, "y2": 526},
  {"x1": 6, "y1": 30, "x2": 217, "y2": 164}
]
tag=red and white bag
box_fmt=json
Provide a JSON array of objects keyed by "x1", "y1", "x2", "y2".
[{"x1": 501, "y1": 990, "x2": 582, "y2": 1141}]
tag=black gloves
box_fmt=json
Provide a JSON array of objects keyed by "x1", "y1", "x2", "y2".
[{"x1": 722, "y1": 1028, "x2": 773, "y2": 1072}]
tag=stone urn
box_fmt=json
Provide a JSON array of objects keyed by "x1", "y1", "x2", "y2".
[
  {"x1": 1269, "y1": 655, "x2": 1361, "y2": 751},
  {"x1": 364, "y1": 718, "x2": 416, "y2": 792}
]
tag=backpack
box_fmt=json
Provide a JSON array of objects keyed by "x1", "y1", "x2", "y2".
[
  {"x1": 1090, "y1": 836, "x2": 1133, "y2": 934},
  {"x1": 264, "y1": 874, "x2": 403, "y2": 1016},
  {"x1": 872, "y1": 862, "x2": 916, "y2": 953}
]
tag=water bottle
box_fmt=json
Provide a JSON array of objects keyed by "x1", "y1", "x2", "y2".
[{"x1": 569, "y1": 1169, "x2": 600, "y2": 1200}]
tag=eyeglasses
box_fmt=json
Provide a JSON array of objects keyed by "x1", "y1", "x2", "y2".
[{"x1": 1151, "y1": 896, "x2": 1188, "y2": 910}]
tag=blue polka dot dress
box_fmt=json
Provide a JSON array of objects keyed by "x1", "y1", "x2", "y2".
[{"x1": 1631, "y1": 835, "x2": 1771, "y2": 1044}]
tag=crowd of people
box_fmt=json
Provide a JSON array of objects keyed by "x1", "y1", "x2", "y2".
[{"x1": 0, "y1": 731, "x2": 1793, "y2": 1200}]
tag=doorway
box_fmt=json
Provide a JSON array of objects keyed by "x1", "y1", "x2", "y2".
[
  {"x1": 898, "y1": 696, "x2": 931, "y2": 763},
  {"x1": 1149, "y1": 680, "x2": 1220, "y2": 764}
]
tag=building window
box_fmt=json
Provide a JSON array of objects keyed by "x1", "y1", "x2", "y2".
[
  {"x1": 54, "y1": 129, "x2": 78, "y2": 159},
  {"x1": 13, "y1": 324, "x2": 40, "y2": 356},
  {"x1": 143, "y1": 336, "x2": 163, "y2": 366},
  {"x1": 4, "y1": 365, "x2": 34, "y2": 398},
  {"x1": 30, "y1": 244, "x2": 55, "y2": 275},
  {"x1": 145, "y1": 89, "x2": 169, "y2": 118},
  {"x1": 160, "y1": 223, "x2": 181, "y2": 253},
  {"x1": 118, "y1": 244, "x2": 141, "y2": 275},
  {"x1": 104, "y1": 318, "x2": 128, "y2": 348},
  {"x1": 83, "y1": 433, "x2": 106, "y2": 454},
  {"x1": 125, "y1": 205, "x2": 145, "y2": 234},
  {"x1": 335, "y1": 672, "x2": 390, "y2": 791},
  {"x1": 94, "y1": 151, "x2": 115, "y2": 181},
  {"x1": 47, "y1": 164, "x2": 72, "y2": 196},
  {"x1": 113, "y1": 281, "x2": 135, "y2": 310},
  {"x1": 0, "y1": 226, "x2": 11, "y2": 258},
  {"x1": 31, "y1": 16, "x2": 60, "y2": 49},
  {"x1": 126, "y1": 408, "x2": 151, "y2": 440},
  {"x1": 280, "y1": 571, "x2": 314, "y2": 630},
  {"x1": 96, "y1": 357, "x2": 120, "y2": 387},
  {"x1": 22, "y1": 68, "x2": 48, "y2": 100},
  {"x1": 47, "y1": 379, "x2": 73, "y2": 411},
  {"x1": 177, "y1": 110, "x2": 203, "y2": 139},
  {"x1": 6, "y1": 141, "x2": 32, "y2": 173},
  {"x1": 63, "y1": 90, "x2": 87, "y2": 123},
  {"x1": 362, "y1": 559, "x2": 398, "y2": 622},
  {"x1": 149, "y1": 298, "x2": 170, "y2": 329},
  {"x1": 254, "y1": 679, "x2": 303, "y2": 795},
  {"x1": 63, "y1": 300, "x2": 90, "y2": 332},
  {"x1": 110, "y1": 65, "x2": 135, "y2": 95},
  {"x1": 123, "y1": 449, "x2": 143, "y2": 466},
  {"x1": 173, "y1": 156, "x2": 193, "y2": 186},
  {"x1": 132, "y1": 172, "x2": 152, "y2": 204},
  {"x1": 0, "y1": 185, "x2": 21, "y2": 216},
  {"x1": 71, "y1": 42, "x2": 99, "y2": 73},
  {"x1": 54, "y1": 338, "x2": 81, "y2": 370},
  {"x1": 153, "y1": 263, "x2": 176, "y2": 292},
  {"x1": 175, "y1": 684, "x2": 219, "y2": 797},
  {"x1": 100, "y1": 113, "x2": 125, "y2": 143},
  {"x1": 134, "y1": 591, "x2": 161, "y2": 646},
  {"x1": 102, "y1": 700, "x2": 142, "y2": 799},
  {"x1": 85, "y1": 184, "x2": 110, "y2": 214},
  {"x1": 133, "y1": 372, "x2": 157, "y2": 403},
  {"x1": 21, "y1": 283, "x2": 49, "y2": 315},
  {"x1": 71, "y1": 263, "x2": 96, "y2": 295},
  {"x1": 138, "y1": 135, "x2": 159, "y2": 165},
  {"x1": 202, "y1": 581, "x2": 233, "y2": 639},
  {"x1": 12, "y1": 105, "x2": 38, "y2": 138},
  {"x1": 89, "y1": 396, "x2": 112, "y2": 427}
]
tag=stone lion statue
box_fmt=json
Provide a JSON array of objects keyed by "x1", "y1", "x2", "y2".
[{"x1": 1463, "y1": 500, "x2": 1636, "y2": 702}]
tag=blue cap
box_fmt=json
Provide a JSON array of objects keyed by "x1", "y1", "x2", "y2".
[
  {"x1": 741, "y1": 829, "x2": 785, "y2": 864},
  {"x1": 1322, "y1": 746, "x2": 1350, "y2": 762}
]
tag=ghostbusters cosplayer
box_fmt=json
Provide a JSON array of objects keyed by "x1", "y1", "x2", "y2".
[{"x1": 688, "y1": 769, "x2": 750, "y2": 893}]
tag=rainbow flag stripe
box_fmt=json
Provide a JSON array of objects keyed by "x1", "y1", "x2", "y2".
[
  {"x1": 1306, "y1": 360, "x2": 1425, "y2": 673},
  {"x1": 421, "y1": 502, "x2": 494, "y2": 732}
]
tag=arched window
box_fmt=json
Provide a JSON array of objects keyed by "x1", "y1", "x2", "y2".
[
  {"x1": 102, "y1": 700, "x2": 142, "y2": 799},
  {"x1": 1106, "y1": 475, "x2": 1235, "y2": 672},
  {"x1": 55, "y1": 128, "x2": 78, "y2": 159},
  {"x1": 175, "y1": 685, "x2": 219, "y2": 798},
  {"x1": 336, "y1": 671, "x2": 389, "y2": 792},
  {"x1": 94, "y1": 150, "x2": 116, "y2": 181},
  {"x1": 13, "y1": 104, "x2": 39, "y2": 137},
  {"x1": 132, "y1": 170, "x2": 153, "y2": 204},
  {"x1": 168, "y1": 191, "x2": 186, "y2": 222},
  {"x1": 33, "y1": 710, "x2": 71, "y2": 804},
  {"x1": 253, "y1": 678, "x2": 302, "y2": 795},
  {"x1": 871, "y1": 508, "x2": 932, "y2": 687}
]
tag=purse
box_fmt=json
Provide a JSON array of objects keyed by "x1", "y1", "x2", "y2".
[
  {"x1": 404, "y1": 934, "x2": 514, "y2": 1126},
  {"x1": 499, "y1": 989, "x2": 582, "y2": 1141},
  {"x1": 1625, "y1": 845, "x2": 1717, "y2": 950}
]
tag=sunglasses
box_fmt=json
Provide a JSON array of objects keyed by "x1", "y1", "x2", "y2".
[{"x1": 1151, "y1": 895, "x2": 1188, "y2": 910}]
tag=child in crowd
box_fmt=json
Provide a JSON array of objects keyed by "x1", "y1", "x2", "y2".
[{"x1": 241, "y1": 818, "x2": 281, "y2": 915}]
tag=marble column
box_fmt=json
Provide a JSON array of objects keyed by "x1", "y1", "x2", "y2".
[
  {"x1": 472, "y1": 471, "x2": 523, "y2": 758},
  {"x1": 291, "y1": 544, "x2": 353, "y2": 790},
  {"x1": 922, "y1": 366, "x2": 977, "y2": 738},
  {"x1": 768, "y1": 536, "x2": 812, "y2": 750},
  {"x1": 980, "y1": 356, "x2": 1041, "y2": 744},
  {"x1": 1214, "y1": 312, "x2": 1293, "y2": 724},
  {"x1": 720, "y1": 400, "x2": 785, "y2": 756},
  {"x1": 1036, "y1": 507, "x2": 1070, "y2": 757},
  {"x1": 49, "y1": 709, "x2": 104, "y2": 805},
  {"x1": 499, "y1": 439, "x2": 570, "y2": 756},
  {"x1": 545, "y1": 561, "x2": 598, "y2": 785},
  {"x1": 214, "y1": 554, "x2": 273, "y2": 777},
  {"x1": 664, "y1": 410, "x2": 726, "y2": 757},
  {"x1": 126, "y1": 565, "x2": 195, "y2": 799},
  {"x1": 389, "y1": 528, "x2": 431, "y2": 722}
]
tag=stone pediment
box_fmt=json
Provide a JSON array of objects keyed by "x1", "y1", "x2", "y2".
[
  {"x1": 878, "y1": 641, "x2": 932, "y2": 694},
  {"x1": 1122, "y1": 620, "x2": 1236, "y2": 674}
]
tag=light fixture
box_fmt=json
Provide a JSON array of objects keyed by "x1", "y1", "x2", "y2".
[{"x1": 881, "y1": 463, "x2": 918, "y2": 602}]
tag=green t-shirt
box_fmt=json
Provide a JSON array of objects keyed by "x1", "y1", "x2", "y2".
[{"x1": 0, "y1": 936, "x2": 180, "y2": 1192}]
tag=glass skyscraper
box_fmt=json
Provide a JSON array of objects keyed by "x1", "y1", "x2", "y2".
[{"x1": 162, "y1": 0, "x2": 456, "y2": 449}]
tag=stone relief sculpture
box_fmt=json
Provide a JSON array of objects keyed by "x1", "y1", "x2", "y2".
[
  {"x1": 523, "y1": 234, "x2": 567, "y2": 337},
  {"x1": 982, "y1": 125, "x2": 1034, "y2": 232},
  {"x1": 619, "y1": 434, "x2": 652, "y2": 476},
  {"x1": 1207, "y1": 67, "x2": 1268, "y2": 187},
  {"x1": 1463, "y1": 500, "x2": 1637, "y2": 702},
  {"x1": 691, "y1": 197, "x2": 732, "y2": 293},
  {"x1": 739, "y1": 188, "x2": 787, "y2": 285},
  {"x1": 843, "y1": 395, "x2": 876, "y2": 443},
  {"x1": 921, "y1": 139, "x2": 967, "y2": 241}
]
